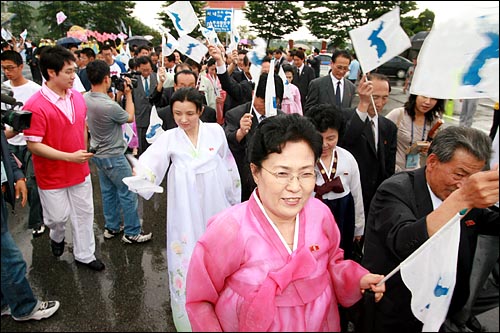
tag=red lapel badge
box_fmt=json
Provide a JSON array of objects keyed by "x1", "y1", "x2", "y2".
[
  {"x1": 309, "y1": 244, "x2": 320, "y2": 252},
  {"x1": 465, "y1": 220, "x2": 476, "y2": 227}
]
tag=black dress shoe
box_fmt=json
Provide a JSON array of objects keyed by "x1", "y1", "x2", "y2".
[
  {"x1": 466, "y1": 315, "x2": 485, "y2": 332},
  {"x1": 75, "y1": 259, "x2": 105, "y2": 271},
  {"x1": 50, "y1": 239, "x2": 65, "y2": 257}
]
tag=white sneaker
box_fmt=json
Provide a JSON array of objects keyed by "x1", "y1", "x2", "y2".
[
  {"x1": 1, "y1": 305, "x2": 11, "y2": 316},
  {"x1": 12, "y1": 301, "x2": 60, "y2": 321},
  {"x1": 121, "y1": 232, "x2": 152, "y2": 244}
]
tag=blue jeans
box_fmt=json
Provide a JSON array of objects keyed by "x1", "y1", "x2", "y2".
[
  {"x1": 92, "y1": 155, "x2": 141, "y2": 236},
  {"x1": 1, "y1": 196, "x2": 39, "y2": 317}
]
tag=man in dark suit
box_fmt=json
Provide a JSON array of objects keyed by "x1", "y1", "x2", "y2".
[
  {"x1": 305, "y1": 49, "x2": 356, "y2": 113},
  {"x1": 273, "y1": 48, "x2": 289, "y2": 73},
  {"x1": 132, "y1": 56, "x2": 157, "y2": 156},
  {"x1": 340, "y1": 73, "x2": 397, "y2": 223},
  {"x1": 292, "y1": 49, "x2": 316, "y2": 109},
  {"x1": 155, "y1": 70, "x2": 216, "y2": 130},
  {"x1": 306, "y1": 48, "x2": 321, "y2": 78},
  {"x1": 223, "y1": 72, "x2": 284, "y2": 201},
  {"x1": 361, "y1": 126, "x2": 499, "y2": 332}
]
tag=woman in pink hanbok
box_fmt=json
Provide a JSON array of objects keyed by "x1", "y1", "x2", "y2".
[
  {"x1": 186, "y1": 114, "x2": 385, "y2": 332},
  {"x1": 280, "y1": 64, "x2": 303, "y2": 115}
]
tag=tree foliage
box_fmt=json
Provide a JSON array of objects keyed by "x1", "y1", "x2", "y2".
[
  {"x1": 6, "y1": 1, "x2": 35, "y2": 36},
  {"x1": 157, "y1": 1, "x2": 207, "y2": 39},
  {"x1": 243, "y1": 1, "x2": 302, "y2": 48},
  {"x1": 303, "y1": 1, "x2": 418, "y2": 47}
]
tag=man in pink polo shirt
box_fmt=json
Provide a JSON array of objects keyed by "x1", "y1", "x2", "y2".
[{"x1": 23, "y1": 45, "x2": 104, "y2": 271}]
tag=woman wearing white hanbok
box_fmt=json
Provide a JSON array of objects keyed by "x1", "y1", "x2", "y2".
[{"x1": 137, "y1": 87, "x2": 241, "y2": 331}]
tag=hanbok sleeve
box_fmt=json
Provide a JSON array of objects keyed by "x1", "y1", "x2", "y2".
[
  {"x1": 136, "y1": 131, "x2": 172, "y2": 199},
  {"x1": 217, "y1": 126, "x2": 241, "y2": 205},
  {"x1": 322, "y1": 206, "x2": 370, "y2": 308},
  {"x1": 186, "y1": 214, "x2": 244, "y2": 331}
]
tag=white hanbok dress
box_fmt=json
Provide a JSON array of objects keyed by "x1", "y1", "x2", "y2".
[{"x1": 137, "y1": 121, "x2": 241, "y2": 331}]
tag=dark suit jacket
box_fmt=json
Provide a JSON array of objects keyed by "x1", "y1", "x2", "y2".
[
  {"x1": 1, "y1": 131, "x2": 24, "y2": 210},
  {"x1": 132, "y1": 74, "x2": 158, "y2": 128},
  {"x1": 223, "y1": 102, "x2": 283, "y2": 201},
  {"x1": 362, "y1": 168, "x2": 499, "y2": 332},
  {"x1": 292, "y1": 65, "x2": 316, "y2": 109},
  {"x1": 156, "y1": 105, "x2": 217, "y2": 131},
  {"x1": 339, "y1": 110, "x2": 397, "y2": 220},
  {"x1": 218, "y1": 70, "x2": 253, "y2": 113},
  {"x1": 307, "y1": 55, "x2": 320, "y2": 78},
  {"x1": 305, "y1": 76, "x2": 356, "y2": 113}
]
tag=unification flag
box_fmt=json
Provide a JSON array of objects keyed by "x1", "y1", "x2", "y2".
[
  {"x1": 400, "y1": 213, "x2": 462, "y2": 332},
  {"x1": 177, "y1": 35, "x2": 208, "y2": 64},
  {"x1": 247, "y1": 37, "x2": 268, "y2": 86},
  {"x1": 411, "y1": 11, "x2": 499, "y2": 100},
  {"x1": 165, "y1": 1, "x2": 199, "y2": 37},
  {"x1": 163, "y1": 32, "x2": 179, "y2": 57},
  {"x1": 19, "y1": 29, "x2": 27, "y2": 40},
  {"x1": 228, "y1": 9, "x2": 241, "y2": 52},
  {"x1": 200, "y1": 24, "x2": 222, "y2": 46},
  {"x1": 56, "y1": 11, "x2": 67, "y2": 25},
  {"x1": 123, "y1": 123, "x2": 135, "y2": 146},
  {"x1": 265, "y1": 58, "x2": 278, "y2": 117},
  {"x1": 1, "y1": 28, "x2": 12, "y2": 41},
  {"x1": 145, "y1": 105, "x2": 165, "y2": 144},
  {"x1": 349, "y1": 7, "x2": 411, "y2": 74}
]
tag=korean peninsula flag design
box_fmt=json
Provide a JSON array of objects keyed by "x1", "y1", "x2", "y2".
[
  {"x1": 177, "y1": 35, "x2": 208, "y2": 64},
  {"x1": 400, "y1": 213, "x2": 461, "y2": 332},
  {"x1": 123, "y1": 123, "x2": 135, "y2": 146},
  {"x1": 265, "y1": 58, "x2": 278, "y2": 117},
  {"x1": 247, "y1": 37, "x2": 268, "y2": 87},
  {"x1": 146, "y1": 105, "x2": 164, "y2": 144},
  {"x1": 349, "y1": 7, "x2": 411, "y2": 74},
  {"x1": 165, "y1": 1, "x2": 199, "y2": 37},
  {"x1": 200, "y1": 24, "x2": 222, "y2": 46},
  {"x1": 162, "y1": 32, "x2": 179, "y2": 57},
  {"x1": 411, "y1": 11, "x2": 499, "y2": 100}
]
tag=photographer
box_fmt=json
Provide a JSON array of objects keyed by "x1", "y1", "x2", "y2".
[{"x1": 84, "y1": 60, "x2": 151, "y2": 244}]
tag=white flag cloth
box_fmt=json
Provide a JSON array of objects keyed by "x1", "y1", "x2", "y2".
[
  {"x1": 247, "y1": 37, "x2": 268, "y2": 87},
  {"x1": 228, "y1": 9, "x2": 241, "y2": 52},
  {"x1": 162, "y1": 32, "x2": 179, "y2": 57},
  {"x1": 165, "y1": 1, "x2": 199, "y2": 37},
  {"x1": 400, "y1": 213, "x2": 462, "y2": 332},
  {"x1": 349, "y1": 7, "x2": 411, "y2": 74},
  {"x1": 1, "y1": 28, "x2": 13, "y2": 41},
  {"x1": 123, "y1": 123, "x2": 135, "y2": 146},
  {"x1": 265, "y1": 58, "x2": 278, "y2": 117},
  {"x1": 177, "y1": 35, "x2": 208, "y2": 64},
  {"x1": 411, "y1": 12, "x2": 499, "y2": 100},
  {"x1": 56, "y1": 11, "x2": 67, "y2": 25},
  {"x1": 19, "y1": 29, "x2": 27, "y2": 40},
  {"x1": 200, "y1": 25, "x2": 222, "y2": 47},
  {"x1": 145, "y1": 105, "x2": 165, "y2": 144}
]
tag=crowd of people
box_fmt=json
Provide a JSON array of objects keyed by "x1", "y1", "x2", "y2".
[{"x1": 1, "y1": 30, "x2": 498, "y2": 333}]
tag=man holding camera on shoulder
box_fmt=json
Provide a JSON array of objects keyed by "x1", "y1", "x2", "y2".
[{"x1": 84, "y1": 60, "x2": 152, "y2": 244}]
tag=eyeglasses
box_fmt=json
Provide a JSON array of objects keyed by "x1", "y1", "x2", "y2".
[
  {"x1": 334, "y1": 65, "x2": 349, "y2": 71},
  {"x1": 261, "y1": 166, "x2": 316, "y2": 185},
  {"x1": 1, "y1": 65, "x2": 19, "y2": 72}
]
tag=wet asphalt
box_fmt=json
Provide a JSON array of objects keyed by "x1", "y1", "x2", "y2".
[{"x1": 1, "y1": 78, "x2": 498, "y2": 332}]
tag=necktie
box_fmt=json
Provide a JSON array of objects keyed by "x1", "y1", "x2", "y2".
[
  {"x1": 144, "y1": 77, "x2": 149, "y2": 96},
  {"x1": 335, "y1": 81, "x2": 341, "y2": 107},
  {"x1": 260, "y1": 114, "x2": 266, "y2": 122},
  {"x1": 370, "y1": 119, "x2": 377, "y2": 150}
]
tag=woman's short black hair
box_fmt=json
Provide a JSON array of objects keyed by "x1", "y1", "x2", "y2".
[
  {"x1": 248, "y1": 114, "x2": 323, "y2": 168},
  {"x1": 305, "y1": 104, "x2": 344, "y2": 138}
]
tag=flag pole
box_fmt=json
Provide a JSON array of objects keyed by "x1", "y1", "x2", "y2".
[
  {"x1": 363, "y1": 73, "x2": 378, "y2": 117},
  {"x1": 375, "y1": 210, "x2": 468, "y2": 287}
]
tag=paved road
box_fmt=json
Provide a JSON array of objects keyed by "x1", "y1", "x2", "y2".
[{"x1": 1, "y1": 74, "x2": 497, "y2": 332}]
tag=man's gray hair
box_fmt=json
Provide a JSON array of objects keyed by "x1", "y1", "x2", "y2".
[{"x1": 428, "y1": 126, "x2": 492, "y2": 166}]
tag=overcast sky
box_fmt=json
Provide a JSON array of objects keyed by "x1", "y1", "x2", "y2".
[{"x1": 132, "y1": 1, "x2": 499, "y2": 40}]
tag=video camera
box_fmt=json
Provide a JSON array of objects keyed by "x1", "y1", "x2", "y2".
[
  {"x1": 1, "y1": 85, "x2": 32, "y2": 132},
  {"x1": 111, "y1": 71, "x2": 140, "y2": 92}
]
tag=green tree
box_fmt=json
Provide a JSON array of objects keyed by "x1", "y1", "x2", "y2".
[
  {"x1": 303, "y1": 1, "x2": 418, "y2": 47},
  {"x1": 157, "y1": 1, "x2": 207, "y2": 39},
  {"x1": 6, "y1": 1, "x2": 35, "y2": 37},
  {"x1": 243, "y1": 1, "x2": 302, "y2": 48}
]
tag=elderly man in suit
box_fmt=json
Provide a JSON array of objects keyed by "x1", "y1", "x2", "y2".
[
  {"x1": 340, "y1": 73, "x2": 397, "y2": 224},
  {"x1": 305, "y1": 49, "x2": 356, "y2": 113},
  {"x1": 362, "y1": 126, "x2": 499, "y2": 332},
  {"x1": 132, "y1": 56, "x2": 158, "y2": 156}
]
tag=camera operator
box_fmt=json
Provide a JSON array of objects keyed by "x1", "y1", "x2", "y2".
[
  {"x1": 84, "y1": 59, "x2": 152, "y2": 244},
  {"x1": 1, "y1": 50, "x2": 45, "y2": 237}
]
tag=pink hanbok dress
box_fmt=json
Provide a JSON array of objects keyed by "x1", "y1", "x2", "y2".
[{"x1": 186, "y1": 190, "x2": 369, "y2": 332}]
